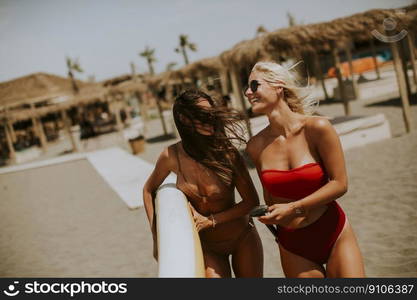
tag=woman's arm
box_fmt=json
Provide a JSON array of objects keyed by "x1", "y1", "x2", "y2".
[
  {"x1": 246, "y1": 135, "x2": 271, "y2": 206},
  {"x1": 294, "y1": 117, "x2": 347, "y2": 212},
  {"x1": 259, "y1": 118, "x2": 348, "y2": 224},
  {"x1": 143, "y1": 147, "x2": 175, "y2": 251},
  {"x1": 211, "y1": 152, "x2": 260, "y2": 225},
  {"x1": 189, "y1": 151, "x2": 260, "y2": 230}
]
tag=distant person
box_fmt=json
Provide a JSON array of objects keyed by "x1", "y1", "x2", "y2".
[
  {"x1": 143, "y1": 89, "x2": 263, "y2": 278},
  {"x1": 245, "y1": 61, "x2": 365, "y2": 278},
  {"x1": 80, "y1": 118, "x2": 95, "y2": 139}
]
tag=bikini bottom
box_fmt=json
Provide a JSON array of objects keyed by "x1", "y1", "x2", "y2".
[
  {"x1": 201, "y1": 222, "x2": 255, "y2": 256},
  {"x1": 276, "y1": 201, "x2": 346, "y2": 265}
]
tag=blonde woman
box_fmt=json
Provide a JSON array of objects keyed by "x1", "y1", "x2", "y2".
[{"x1": 245, "y1": 62, "x2": 365, "y2": 278}]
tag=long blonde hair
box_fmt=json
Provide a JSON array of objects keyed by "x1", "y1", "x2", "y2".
[{"x1": 251, "y1": 61, "x2": 318, "y2": 115}]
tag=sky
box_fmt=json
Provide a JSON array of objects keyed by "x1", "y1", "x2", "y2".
[{"x1": 0, "y1": 0, "x2": 413, "y2": 82}]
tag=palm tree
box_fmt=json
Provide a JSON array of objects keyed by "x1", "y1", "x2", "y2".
[
  {"x1": 166, "y1": 62, "x2": 177, "y2": 71},
  {"x1": 66, "y1": 57, "x2": 83, "y2": 93},
  {"x1": 287, "y1": 12, "x2": 297, "y2": 27},
  {"x1": 175, "y1": 34, "x2": 197, "y2": 65},
  {"x1": 139, "y1": 46, "x2": 156, "y2": 75}
]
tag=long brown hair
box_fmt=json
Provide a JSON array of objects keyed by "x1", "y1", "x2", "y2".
[{"x1": 173, "y1": 89, "x2": 245, "y2": 186}]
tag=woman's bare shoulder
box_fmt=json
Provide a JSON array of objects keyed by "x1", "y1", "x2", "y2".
[
  {"x1": 159, "y1": 142, "x2": 180, "y2": 167},
  {"x1": 166, "y1": 141, "x2": 180, "y2": 153},
  {"x1": 246, "y1": 127, "x2": 268, "y2": 159},
  {"x1": 305, "y1": 116, "x2": 334, "y2": 136}
]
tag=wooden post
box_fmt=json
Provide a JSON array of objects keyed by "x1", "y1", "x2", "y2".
[
  {"x1": 3, "y1": 123, "x2": 16, "y2": 162},
  {"x1": 211, "y1": 74, "x2": 222, "y2": 96},
  {"x1": 406, "y1": 33, "x2": 417, "y2": 85},
  {"x1": 391, "y1": 40, "x2": 413, "y2": 133},
  {"x1": 156, "y1": 98, "x2": 168, "y2": 136},
  {"x1": 131, "y1": 62, "x2": 149, "y2": 136},
  {"x1": 230, "y1": 66, "x2": 252, "y2": 138},
  {"x1": 166, "y1": 83, "x2": 174, "y2": 103},
  {"x1": 345, "y1": 45, "x2": 358, "y2": 99},
  {"x1": 134, "y1": 91, "x2": 148, "y2": 136},
  {"x1": 150, "y1": 89, "x2": 168, "y2": 136},
  {"x1": 399, "y1": 40, "x2": 413, "y2": 101},
  {"x1": 60, "y1": 108, "x2": 79, "y2": 152},
  {"x1": 219, "y1": 70, "x2": 230, "y2": 96},
  {"x1": 112, "y1": 100, "x2": 123, "y2": 132},
  {"x1": 196, "y1": 71, "x2": 205, "y2": 90},
  {"x1": 30, "y1": 104, "x2": 48, "y2": 152},
  {"x1": 313, "y1": 52, "x2": 329, "y2": 100},
  {"x1": 331, "y1": 47, "x2": 350, "y2": 115},
  {"x1": 7, "y1": 122, "x2": 16, "y2": 143},
  {"x1": 35, "y1": 117, "x2": 48, "y2": 152},
  {"x1": 122, "y1": 97, "x2": 132, "y2": 124},
  {"x1": 370, "y1": 38, "x2": 381, "y2": 79}
]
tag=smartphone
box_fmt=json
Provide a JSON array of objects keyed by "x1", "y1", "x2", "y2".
[{"x1": 249, "y1": 205, "x2": 268, "y2": 217}]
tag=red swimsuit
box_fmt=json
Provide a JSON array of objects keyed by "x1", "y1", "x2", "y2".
[{"x1": 261, "y1": 163, "x2": 346, "y2": 265}]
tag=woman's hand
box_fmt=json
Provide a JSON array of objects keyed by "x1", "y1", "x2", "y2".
[
  {"x1": 258, "y1": 203, "x2": 299, "y2": 227},
  {"x1": 188, "y1": 203, "x2": 213, "y2": 232}
]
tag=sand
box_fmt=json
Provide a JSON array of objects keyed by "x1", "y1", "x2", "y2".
[
  {"x1": 1, "y1": 68, "x2": 417, "y2": 277},
  {"x1": 0, "y1": 160, "x2": 153, "y2": 277}
]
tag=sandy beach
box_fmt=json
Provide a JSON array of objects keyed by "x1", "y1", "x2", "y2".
[{"x1": 1, "y1": 69, "x2": 417, "y2": 278}]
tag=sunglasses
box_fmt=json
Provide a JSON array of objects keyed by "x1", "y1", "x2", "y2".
[{"x1": 247, "y1": 80, "x2": 261, "y2": 93}]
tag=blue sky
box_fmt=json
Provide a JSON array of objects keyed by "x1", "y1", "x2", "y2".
[{"x1": 0, "y1": 0, "x2": 413, "y2": 82}]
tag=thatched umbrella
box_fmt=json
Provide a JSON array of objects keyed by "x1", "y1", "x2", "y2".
[
  {"x1": 261, "y1": 8, "x2": 416, "y2": 116},
  {"x1": 176, "y1": 56, "x2": 224, "y2": 94},
  {"x1": 1, "y1": 83, "x2": 108, "y2": 122},
  {"x1": 143, "y1": 72, "x2": 177, "y2": 136},
  {"x1": 403, "y1": 5, "x2": 417, "y2": 85},
  {"x1": 109, "y1": 78, "x2": 148, "y2": 131},
  {"x1": 102, "y1": 74, "x2": 133, "y2": 87},
  {"x1": 0, "y1": 73, "x2": 109, "y2": 156},
  {"x1": 0, "y1": 72, "x2": 90, "y2": 108},
  {"x1": 264, "y1": 9, "x2": 415, "y2": 57},
  {"x1": 179, "y1": 56, "x2": 223, "y2": 77},
  {"x1": 219, "y1": 36, "x2": 274, "y2": 138},
  {"x1": 0, "y1": 73, "x2": 82, "y2": 156}
]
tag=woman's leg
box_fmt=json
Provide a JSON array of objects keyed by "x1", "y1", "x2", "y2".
[
  {"x1": 203, "y1": 249, "x2": 232, "y2": 278},
  {"x1": 231, "y1": 227, "x2": 264, "y2": 277},
  {"x1": 279, "y1": 244, "x2": 326, "y2": 278},
  {"x1": 326, "y1": 219, "x2": 365, "y2": 278}
]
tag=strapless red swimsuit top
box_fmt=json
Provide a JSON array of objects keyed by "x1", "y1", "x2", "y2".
[{"x1": 261, "y1": 163, "x2": 327, "y2": 200}]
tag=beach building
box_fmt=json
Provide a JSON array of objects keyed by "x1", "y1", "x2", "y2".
[{"x1": 0, "y1": 73, "x2": 123, "y2": 165}]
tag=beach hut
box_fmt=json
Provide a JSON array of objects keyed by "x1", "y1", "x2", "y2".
[
  {"x1": 0, "y1": 73, "x2": 109, "y2": 163},
  {"x1": 264, "y1": 7, "x2": 416, "y2": 120},
  {"x1": 214, "y1": 6, "x2": 416, "y2": 129}
]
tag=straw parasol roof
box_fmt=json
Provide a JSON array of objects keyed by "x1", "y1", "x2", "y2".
[
  {"x1": 0, "y1": 82, "x2": 109, "y2": 122},
  {"x1": 264, "y1": 8, "x2": 416, "y2": 58},
  {"x1": 178, "y1": 56, "x2": 224, "y2": 79},
  {"x1": 145, "y1": 71, "x2": 181, "y2": 91},
  {"x1": 0, "y1": 73, "x2": 110, "y2": 122},
  {"x1": 109, "y1": 78, "x2": 147, "y2": 95},
  {"x1": 70, "y1": 83, "x2": 109, "y2": 105},
  {"x1": 144, "y1": 73, "x2": 164, "y2": 91},
  {"x1": 138, "y1": 5, "x2": 417, "y2": 95},
  {"x1": 0, "y1": 72, "x2": 92, "y2": 108},
  {"x1": 220, "y1": 36, "x2": 273, "y2": 71},
  {"x1": 102, "y1": 74, "x2": 135, "y2": 87},
  {"x1": 215, "y1": 7, "x2": 417, "y2": 72}
]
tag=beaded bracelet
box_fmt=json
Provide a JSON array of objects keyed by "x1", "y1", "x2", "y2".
[{"x1": 210, "y1": 214, "x2": 217, "y2": 228}]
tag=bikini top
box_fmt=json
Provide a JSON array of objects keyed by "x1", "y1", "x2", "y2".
[
  {"x1": 174, "y1": 144, "x2": 226, "y2": 204},
  {"x1": 260, "y1": 163, "x2": 327, "y2": 200}
]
